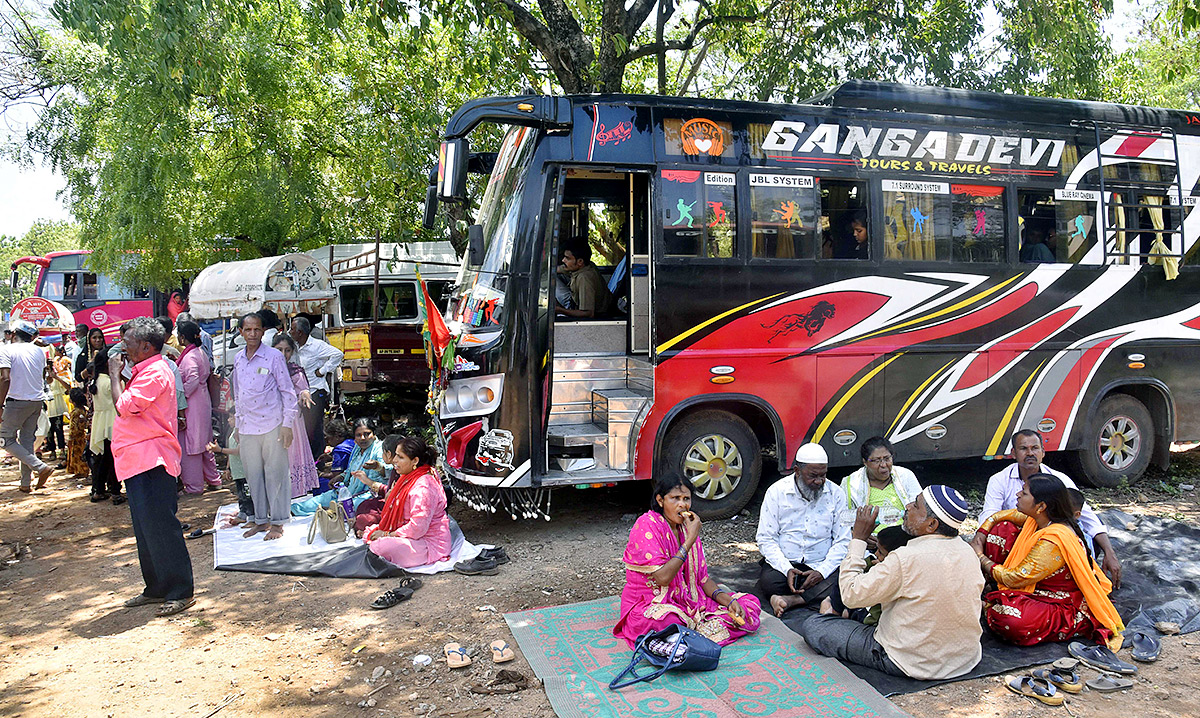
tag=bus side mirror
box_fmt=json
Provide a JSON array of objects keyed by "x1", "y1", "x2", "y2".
[
  {"x1": 467, "y1": 224, "x2": 485, "y2": 266},
  {"x1": 437, "y1": 138, "x2": 469, "y2": 202},
  {"x1": 422, "y1": 184, "x2": 438, "y2": 230},
  {"x1": 9, "y1": 270, "x2": 16, "y2": 290}
]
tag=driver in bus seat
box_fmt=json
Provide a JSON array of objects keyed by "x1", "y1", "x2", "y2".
[{"x1": 555, "y1": 239, "x2": 613, "y2": 320}]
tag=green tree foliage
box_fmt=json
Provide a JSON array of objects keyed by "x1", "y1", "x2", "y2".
[
  {"x1": 0, "y1": 219, "x2": 80, "y2": 313},
  {"x1": 27, "y1": 0, "x2": 539, "y2": 287},
  {"x1": 694, "y1": 0, "x2": 1113, "y2": 102},
  {"x1": 1107, "y1": 4, "x2": 1200, "y2": 109}
]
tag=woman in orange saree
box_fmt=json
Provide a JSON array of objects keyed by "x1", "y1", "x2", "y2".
[{"x1": 974, "y1": 474, "x2": 1124, "y2": 649}]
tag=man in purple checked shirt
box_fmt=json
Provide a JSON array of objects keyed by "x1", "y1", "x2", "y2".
[{"x1": 231, "y1": 312, "x2": 299, "y2": 541}]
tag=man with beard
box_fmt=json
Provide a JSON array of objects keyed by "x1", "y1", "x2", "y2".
[
  {"x1": 797, "y1": 485, "x2": 984, "y2": 680},
  {"x1": 976, "y1": 429, "x2": 1121, "y2": 588},
  {"x1": 756, "y1": 443, "x2": 852, "y2": 617}
]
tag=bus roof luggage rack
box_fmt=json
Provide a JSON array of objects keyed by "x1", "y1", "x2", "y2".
[
  {"x1": 1078, "y1": 121, "x2": 1188, "y2": 264},
  {"x1": 803, "y1": 81, "x2": 1182, "y2": 128}
]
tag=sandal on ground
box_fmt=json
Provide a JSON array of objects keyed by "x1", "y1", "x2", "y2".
[
  {"x1": 1006, "y1": 676, "x2": 1064, "y2": 706},
  {"x1": 396, "y1": 575, "x2": 424, "y2": 591},
  {"x1": 445, "y1": 642, "x2": 472, "y2": 668},
  {"x1": 112, "y1": 494, "x2": 127, "y2": 505},
  {"x1": 1032, "y1": 667, "x2": 1082, "y2": 694},
  {"x1": 124, "y1": 593, "x2": 167, "y2": 607},
  {"x1": 18, "y1": 486, "x2": 32, "y2": 494},
  {"x1": 156, "y1": 598, "x2": 196, "y2": 617},
  {"x1": 369, "y1": 586, "x2": 414, "y2": 610},
  {"x1": 469, "y1": 669, "x2": 529, "y2": 695},
  {"x1": 1127, "y1": 630, "x2": 1161, "y2": 663},
  {"x1": 1069, "y1": 641, "x2": 1138, "y2": 675},
  {"x1": 1086, "y1": 674, "x2": 1135, "y2": 692},
  {"x1": 1051, "y1": 657, "x2": 1081, "y2": 671},
  {"x1": 490, "y1": 639, "x2": 516, "y2": 664},
  {"x1": 90, "y1": 492, "x2": 109, "y2": 503}
]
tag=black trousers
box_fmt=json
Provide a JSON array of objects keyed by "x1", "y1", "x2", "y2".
[
  {"x1": 125, "y1": 466, "x2": 194, "y2": 600},
  {"x1": 89, "y1": 440, "x2": 120, "y2": 496},
  {"x1": 46, "y1": 415, "x2": 66, "y2": 453},
  {"x1": 302, "y1": 390, "x2": 329, "y2": 460},
  {"x1": 234, "y1": 477, "x2": 255, "y2": 520},
  {"x1": 757, "y1": 558, "x2": 839, "y2": 605}
]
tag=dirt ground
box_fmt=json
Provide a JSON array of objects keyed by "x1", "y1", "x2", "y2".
[{"x1": 2, "y1": 451, "x2": 1199, "y2": 718}]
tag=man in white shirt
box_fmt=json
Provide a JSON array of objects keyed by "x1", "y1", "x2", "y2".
[
  {"x1": 756, "y1": 443, "x2": 852, "y2": 617},
  {"x1": 289, "y1": 316, "x2": 342, "y2": 459},
  {"x1": 975, "y1": 429, "x2": 1121, "y2": 587},
  {"x1": 798, "y1": 485, "x2": 984, "y2": 680},
  {"x1": 0, "y1": 321, "x2": 55, "y2": 491}
]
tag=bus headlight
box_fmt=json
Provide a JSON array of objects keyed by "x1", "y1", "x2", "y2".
[{"x1": 440, "y1": 374, "x2": 503, "y2": 419}]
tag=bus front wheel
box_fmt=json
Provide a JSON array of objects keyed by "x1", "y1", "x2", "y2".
[
  {"x1": 660, "y1": 410, "x2": 762, "y2": 521},
  {"x1": 1075, "y1": 394, "x2": 1154, "y2": 488}
]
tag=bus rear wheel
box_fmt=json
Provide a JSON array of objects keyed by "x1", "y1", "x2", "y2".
[
  {"x1": 660, "y1": 410, "x2": 762, "y2": 520},
  {"x1": 1075, "y1": 394, "x2": 1154, "y2": 488}
]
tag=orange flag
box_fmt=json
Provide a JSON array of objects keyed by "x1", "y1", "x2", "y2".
[{"x1": 417, "y1": 268, "x2": 451, "y2": 361}]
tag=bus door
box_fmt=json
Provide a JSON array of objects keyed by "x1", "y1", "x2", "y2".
[{"x1": 544, "y1": 168, "x2": 652, "y2": 478}]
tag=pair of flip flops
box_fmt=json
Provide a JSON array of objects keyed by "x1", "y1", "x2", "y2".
[
  {"x1": 1007, "y1": 675, "x2": 1065, "y2": 706},
  {"x1": 444, "y1": 639, "x2": 517, "y2": 668},
  {"x1": 369, "y1": 576, "x2": 424, "y2": 610},
  {"x1": 1053, "y1": 655, "x2": 1136, "y2": 693}
]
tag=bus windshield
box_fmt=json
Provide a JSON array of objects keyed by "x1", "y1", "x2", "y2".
[{"x1": 452, "y1": 125, "x2": 538, "y2": 330}]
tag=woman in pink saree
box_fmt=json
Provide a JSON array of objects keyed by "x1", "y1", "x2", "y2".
[
  {"x1": 614, "y1": 475, "x2": 762, "y2": 648},
  {"x1": 271, "y1": 334, "x2": 321, "y2": 498},
  {"x1": 177, "y1": 321, "x2": 220, "y2": 493}
]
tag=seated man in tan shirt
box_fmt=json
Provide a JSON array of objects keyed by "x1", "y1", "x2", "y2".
[
  {"x1": 796, "y1": 485, "x2": 984, "y2": 680},
  {"x1": 555, "y1": 239, "x2": 612, "y2": 320}
]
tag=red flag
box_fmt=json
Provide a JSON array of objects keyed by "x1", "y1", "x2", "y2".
[{"x1": 417, "y1": 268, "x2": 451, "y2": 360}]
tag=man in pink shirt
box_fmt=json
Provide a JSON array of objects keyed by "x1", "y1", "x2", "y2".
[
  {"x1": 110, "y1": 316, "x2": 194, "y2": 617},
  {"x1": 231, "y1": 312, "x2": 299, "y2": 541}
]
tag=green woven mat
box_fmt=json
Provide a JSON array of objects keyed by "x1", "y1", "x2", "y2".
[{"x1": 505, "y1": 596, "x2": 909, "y2": 718}]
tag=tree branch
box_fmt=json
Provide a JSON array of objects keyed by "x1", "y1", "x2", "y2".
[{"x1": 622, "y1": 11, "x2": 760, "y2": 63}]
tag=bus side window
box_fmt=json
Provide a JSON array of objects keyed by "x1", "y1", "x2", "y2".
[
  {"x1": 749, "y1": 172, "x2": 816, "y2": 259},
  {"x1": 83, "y1": 273, "x2": 99, "y2": 300},
  {"x1": 1017, "y1": 190, "x2": 1096, "y2": 263},
  {"x1": 820, "y1": 179, "x2": 870, "y2": 259},
  {"x1": 660, "y1": 170, "x2": 735, "y2": 258},
  {"x1": 880, "y1": 181, "x2": 950, "y2": 261},
  {"x1": 950, "y1": 185, "x2": 1005, "y2": 263}
]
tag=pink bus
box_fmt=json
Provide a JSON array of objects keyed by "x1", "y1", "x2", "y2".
[{"x1": 9, "y1": 250, "x2": 160, "y2": 341}]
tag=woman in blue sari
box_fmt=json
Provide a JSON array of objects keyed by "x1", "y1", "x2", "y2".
[{"x1": 292, "y1": 418, "x2": 385, "y2": 516}]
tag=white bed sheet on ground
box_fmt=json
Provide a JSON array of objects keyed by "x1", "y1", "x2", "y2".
[{"x1": 210, "y1": 503, "x2": 485, "y2": 575}]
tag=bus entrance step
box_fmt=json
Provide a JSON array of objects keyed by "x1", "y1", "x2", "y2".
[
  {"x1": 547, "y1": 423, "x2": 607, "y2": 446},
  {"x1": 542, "y1": 466, "x2": 635, "y2": 487}
]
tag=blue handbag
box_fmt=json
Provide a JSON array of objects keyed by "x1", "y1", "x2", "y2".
[{"x1": 608, "y1": 624, "x2": 722, "y2": 690}]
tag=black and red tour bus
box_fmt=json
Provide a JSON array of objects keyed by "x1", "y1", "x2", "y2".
[{"x1": 425, "y1": 81, "x2": 1200, "y2": 519}]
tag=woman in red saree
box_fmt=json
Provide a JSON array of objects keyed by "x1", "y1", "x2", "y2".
[
  {"x1": 363, "y1": 435, "x2": 451, "y2": 568},
  {"x1": 974, "y1": 474, "x2": 1124, "y2": 649},
  {"x1": 613, "y1": 474, "x2": 761, "y2": 649}
]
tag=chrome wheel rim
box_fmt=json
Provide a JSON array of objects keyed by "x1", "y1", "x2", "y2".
[
  {"x1": 1099, "y1": 414, "x2": 1140, "y2": 471},
  {"x1": 682, "y1": 433, "x2": 743, "y2": 500}
]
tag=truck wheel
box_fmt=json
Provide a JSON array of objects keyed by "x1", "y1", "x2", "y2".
[
  {"x1": 660, "y1": 410, "x2": 761, "y2": 521},
  {"x1": 1075, "y1": 394, "x2": 1153, "y2": 488}
]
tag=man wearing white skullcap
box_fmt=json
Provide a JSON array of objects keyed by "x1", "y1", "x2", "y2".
[
  {"x1": 756, "y1": 442, "x2": 852, "y2": 617},
  {"x1": 796, "y1": 484, "x2": 985, "y2": 680}
]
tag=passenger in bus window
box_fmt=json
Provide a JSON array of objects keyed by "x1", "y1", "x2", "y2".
[
  {"x1": 832, "y1": 212, "x2": 870, "y2": 260},
  {"x1": 554, "y1": 239, "x2": 613, "y2": 320},
  {"x1": 1019, "y1": 220, "x2": 1056, "y2": 263}
]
